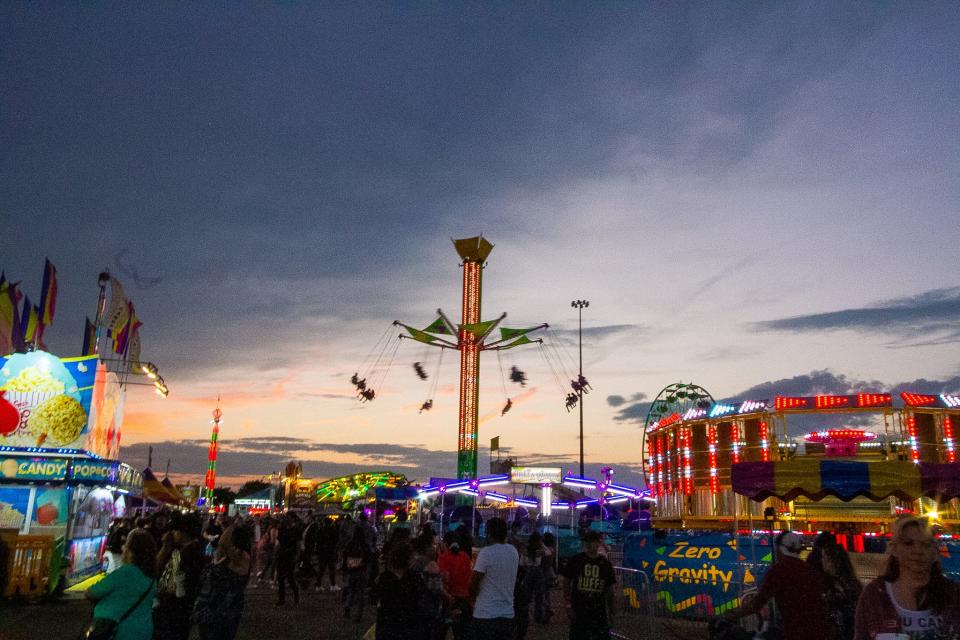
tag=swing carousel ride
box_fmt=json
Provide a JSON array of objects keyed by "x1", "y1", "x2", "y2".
[{"x1": 350, "y1": 236, "x2": 589, "y2": 480}]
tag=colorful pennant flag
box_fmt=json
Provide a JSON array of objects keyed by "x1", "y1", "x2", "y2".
[
  {"x1": 0, "y1": 274, "x2": 15, "y2": 355},
  {"x1": 105, "y1": 276, "x2": 130, "y2": 334},
  {"x1": 38, "y1": 258, "x2": 57, "y2": 327},
  {"x1": 113, "y1": 301, "x2": 142, "y2": 355},
  {"x1": 20, "y1": 295, "x2": 41, "y2": 344},
  {"x1": 400, "y1": 324, "x2": 437, "y2": 344},
  {"x1": 127, "y1": 329, "x2": 142, "y2": 366},
  {"x1": 0, "y1": 277, "x2": 24, "y2": 354},
  {"x1": 423, "y1": 316, "x2": 453, "y2": 335},
  {"x1": 81, "y1": 317, "x2": 97, "y2": 356}
]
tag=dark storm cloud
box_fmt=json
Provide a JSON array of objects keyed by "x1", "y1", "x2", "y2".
[
  {"x1": 752, "y1": 287, "x2": 960, "y2": 344},
  {"x1": 610, "y1": 401, "x2": 656, "y2": 424},
  {"x1": 0, "y1": 3, "x2": 909, "y2": 378},
  {"x1": 606, "y1": 392, "x2": 646, "y2": 408}
]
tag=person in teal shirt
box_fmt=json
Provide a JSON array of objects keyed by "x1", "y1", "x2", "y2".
[{"x1": 86, "y1": 528, "x2": 157, "y2": 640}]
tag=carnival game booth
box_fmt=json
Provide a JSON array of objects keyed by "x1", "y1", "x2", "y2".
[{"x1": 642, "y1": 391, "x2": 960, "y2": 533}]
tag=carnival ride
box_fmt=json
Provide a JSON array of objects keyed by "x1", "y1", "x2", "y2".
[
  {"x1": 641, "y1": 390, "x2": 960, "y2": 533},
  {"x1": 351, "y1": 236, "x2": 586, "y2": 480},
  {"x1": 315, "y1": 471, "x2": 408, "y2": 504},
  {"x1": 197, "y1": 399, "x2": 222, "y2": 508},
  {"x1": 417, "y1": 466, "x2": 650, "y2": 527}
]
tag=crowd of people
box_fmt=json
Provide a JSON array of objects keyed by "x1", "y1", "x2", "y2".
[
  {"x1": 82, "y1": 509, "x2": 620, "y2": 640},
  {"x1": 85, "y1": 508, "x2": 960, "y2": 640}
]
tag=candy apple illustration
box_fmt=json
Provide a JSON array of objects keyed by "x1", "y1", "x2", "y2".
[
  {"x1": 36, "y1": 501, "x2": 59, "y2": 525},
  {"x1": 0, "y1": 392, "x2": 19, "y2": 436}
]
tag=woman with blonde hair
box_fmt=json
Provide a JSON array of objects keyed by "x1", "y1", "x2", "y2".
[{"x1": 854, "y1": 516, "x2": 960, "y2": 639}]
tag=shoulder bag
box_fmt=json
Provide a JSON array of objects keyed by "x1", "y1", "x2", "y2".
[{"x1": 80, "y1": 579, "x2": 154, "y2": 640}]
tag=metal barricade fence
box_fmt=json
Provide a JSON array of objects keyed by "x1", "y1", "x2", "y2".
[
  {"x1": 612, "y1": 565, "x2": 759, "y2": 640},
  {"x1": 612, "y1": 566, "x2": 657, "y2": 640}
]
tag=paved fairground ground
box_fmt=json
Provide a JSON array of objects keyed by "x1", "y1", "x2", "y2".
[{"x1": 0, "y1": 582, "x2": 686, "y2": 640}]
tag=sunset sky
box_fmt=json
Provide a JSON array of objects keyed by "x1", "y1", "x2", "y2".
[{"x1": 3, "y1": 4, "x2": 959, "y2": 487}]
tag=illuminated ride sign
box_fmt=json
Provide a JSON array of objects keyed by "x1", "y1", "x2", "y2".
[{"x1": 510, "y1": 466, "x2": 562, "y2": 484}]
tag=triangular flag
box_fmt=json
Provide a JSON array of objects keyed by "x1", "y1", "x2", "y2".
[
  {"x1": 499, "y1": 326, "x2": 539, "y2": 341},
  {"x1": 104, "y1": 276, "x2": 130, "y2": 333},
  {"x1": 81, "y1": 317, "x2": 96, "y2": 356},
  {"x1": 0, "y1": 276, "x2": 16, "y2": 356},
  {"x1": 459, "y1": 319, "x2": 498, "y2": 337},
  {"x1": 400, "y1": 324, "x2": 437, "y2": 344},
  {"x1": 2, "y1": 280, "x2": 24, "y2": 353},
  {"x1": 20, "y1": 296, "x2": 41, "y2": 344},
  {"x1": 423, "y1": 317, "x2": 453, "y2": 335},
  {"x1": 38, "y1": 258, "x2": 57, "y2": 327},
  {"x1": 499, "y1": 335, "x2": 533, "y2": 349}
]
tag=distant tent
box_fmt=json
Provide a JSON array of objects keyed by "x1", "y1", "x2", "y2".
[
  {"x1": 142, "y1": 467, "x2": 181, "y2": 504},
  {"x1": 161, "y1": 477, "x2": 189, "y2": 505}
]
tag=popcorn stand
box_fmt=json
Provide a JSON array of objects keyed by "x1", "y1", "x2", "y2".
[{"x1": 0, "y1": 350, "x2": 142, "y2": 595}]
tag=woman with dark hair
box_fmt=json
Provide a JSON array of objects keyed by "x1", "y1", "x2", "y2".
[
  {"x1": 193, "y1": 522, "x2": 253, "y2": 640},
  {"x1": 154, "y1": 513, "x2": 205, "y2": 640},
  {"x1": 806, "y1": 531, "x2": 837, "y2": 574},
  {"x1": 820, "y1": 540, "x2": 862, "y2": 640},
  {"x1": 854, "y1": 516, "x2": 960, "y2": 639},
  {"x1": 85, "y1": 529, "x2": 157, "y2": 640}
]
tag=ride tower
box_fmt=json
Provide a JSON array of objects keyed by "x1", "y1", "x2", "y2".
[
  {"x1": 202, "y1": 399, "x2": 222, "y2": 506},
  {"x1": 392, "y1": 236, "x2": 546, "y2": 481},
  {"x1": 454, "y1": 237, "x2": 493, "y2": 479}
]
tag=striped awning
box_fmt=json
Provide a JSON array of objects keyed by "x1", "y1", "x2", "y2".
[{"x1": 731, "y1": 459, "x2": 960, "y2": 502}]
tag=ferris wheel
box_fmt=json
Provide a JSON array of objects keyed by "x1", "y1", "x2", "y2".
[{"x1": 640, "y1": 382, "x2": 714, "y2": 487}]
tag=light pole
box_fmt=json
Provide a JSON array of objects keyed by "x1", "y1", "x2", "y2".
[{"x1": 571, "y1": 299, "x2": 589, "y2": 477}]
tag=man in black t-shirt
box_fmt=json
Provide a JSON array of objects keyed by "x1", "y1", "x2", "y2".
[{"x1": 562, "y1": 530, "x2": 617, "y2": 640}]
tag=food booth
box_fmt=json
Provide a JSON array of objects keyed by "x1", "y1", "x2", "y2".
[{"x1": 0, "y1": 350, "x2": 140, "y2": 594}]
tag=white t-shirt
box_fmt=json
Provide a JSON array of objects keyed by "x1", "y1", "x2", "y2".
[
  {"x1": 885, "y1": 581, "x2": 942, "y2": 637},
  {"x1": 473, "y1": 542, "x2": 519, "y2": 619}
]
